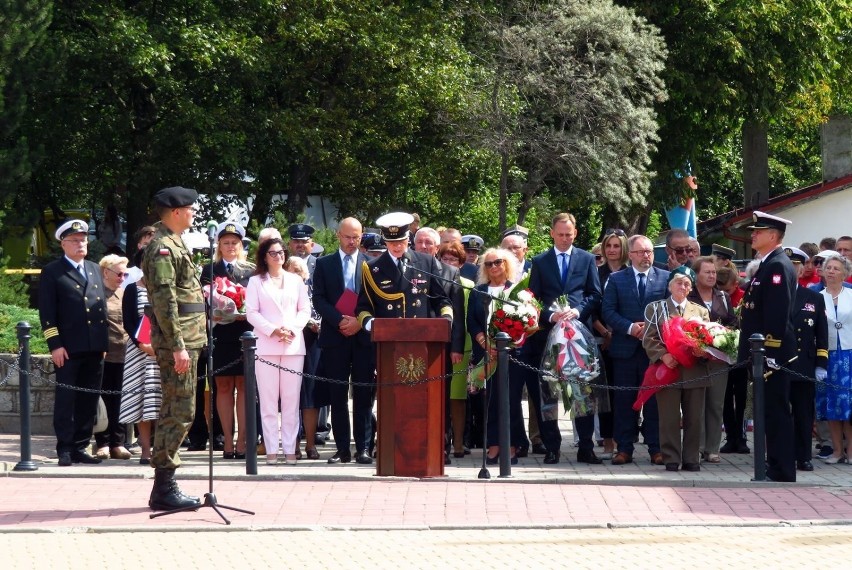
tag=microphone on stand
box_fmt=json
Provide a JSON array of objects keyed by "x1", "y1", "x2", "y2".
[{"x1": 207, "y1": 220, "x2": 218, "y2": 241}]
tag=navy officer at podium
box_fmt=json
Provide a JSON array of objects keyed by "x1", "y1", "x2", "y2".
[{"x1": 356, "y1": 211, "x2": 453, "y2": 330}]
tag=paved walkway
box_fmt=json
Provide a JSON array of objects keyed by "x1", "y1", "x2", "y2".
[{"x1": 2, "y1": 429, "x2": 852, "y2": 532}]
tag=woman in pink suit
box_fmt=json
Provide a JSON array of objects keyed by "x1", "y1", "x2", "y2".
[{"x1": 246, "y1": 238, "x2": 311, "y2": 465}]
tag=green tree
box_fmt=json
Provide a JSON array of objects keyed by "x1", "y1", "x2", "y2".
[{"x1": 460, "y1": 0, "x2": 668, "y2": 234}]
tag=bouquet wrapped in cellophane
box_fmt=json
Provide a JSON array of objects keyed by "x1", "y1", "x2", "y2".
[
  {"x1": 539, "y1": 295, "x2": 608, "y2": 420},
  {"x1": 202, "y1": 276, "x2": 246, "y2": 326}
]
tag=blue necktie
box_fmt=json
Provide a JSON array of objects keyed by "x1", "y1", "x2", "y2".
[
  {"x1": 78, "y1": 263, "x2": 87, "y2": 282},
  {"x1": 343, "y1": 254, "x2": 355, "y2": 290},
  {"x1": 560, "y1": 253, "x2": 569, "y2": 288},
  {"x1": 637, "y1": 273, "x2": 646, "y2": 303}
]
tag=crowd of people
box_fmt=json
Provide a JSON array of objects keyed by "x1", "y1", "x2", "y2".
[{"x1": 38, "y1": 190, "x2": 852, "y2": 508}]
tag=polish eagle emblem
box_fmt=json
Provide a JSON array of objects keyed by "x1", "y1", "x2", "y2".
[{"x1": 396, "y1": 354, "x2": 426, "y2": 384}]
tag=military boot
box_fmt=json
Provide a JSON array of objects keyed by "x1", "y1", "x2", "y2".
[{"x1": 149, "y1": 468, "x2": 202, "y2": 511}]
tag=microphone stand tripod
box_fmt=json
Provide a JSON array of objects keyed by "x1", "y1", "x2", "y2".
[{"x1": 151, "y1": 222, "x2": 254, "y2": 524}]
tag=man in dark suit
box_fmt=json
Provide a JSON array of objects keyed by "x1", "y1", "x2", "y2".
[
  {"x1": 312, "y1": 217, "x2": 374, "y2": 465},
  {"x1": 602, "y1": 234, "x2": 669, "y2": 465},
  {"x1": 39, "y1": 219, "x2": 109, "y2": 466},
  {"x1": 737, "y1": 211, "x2": 798, "y2": 482},
  {"x1": 520, "y1": 213, "x2": 602, "y2": 464},
  {"x1": 785, "y1": 247, "x2": 828, "y2": 472}
]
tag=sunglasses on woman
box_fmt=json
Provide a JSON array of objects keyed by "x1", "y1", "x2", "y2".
[
  {"x1": 483, "y1": 259, "x2": 504, "y2": 268},
  {"x1": 605, "y1": 228, "x2": 626, "y2": 237}
]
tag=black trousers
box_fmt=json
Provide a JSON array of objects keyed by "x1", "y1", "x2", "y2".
[
  {"x1": 612, "y1": 351, "x2": 659, "y2": 456},
  {"x1": 790, "y1": 379, "x2": 815, "y2": 462},
  {"x1": 722, "y1": 366, "x2": 748, "y2": 444},
  {"x1": 763, "y1": 369, "x2": 796, "y2": 482},
  {"x1": 95, "y1": 361, "x2": 126, "y2": 448},
  {"x1": 53, "y1": 352, "x2": 103, "y2": 454},
  {"x1": 322, "y1": 340, "x2": 375, "y2": 453}
]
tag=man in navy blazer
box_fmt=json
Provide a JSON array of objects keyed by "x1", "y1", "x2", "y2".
[
  {"x1": 39, "y1": 219, "x2": 109, "y2": 466},
  {"x1": 602, "y1": 234, "x2": 669, "y2": 465},
  {"x1": 312, "y1": 217, "x2": 375, "y2": 465},
  {"x1": 521, "y1": 213, "x2": 603, "y2": 464}
]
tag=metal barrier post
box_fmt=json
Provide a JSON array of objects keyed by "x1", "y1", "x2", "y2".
[
  {"x1": 749, "y1": 334, "x2": 766, "y2": 481},
  {"x1": 14, "y1": 322, "x2": 37, "y2": 471},
  {"x1": 241, "y1": 331, "x2": 258, "y2": 475},
  {"x1": 495, "y1": 332, "x2": 512, "y2": 478}
]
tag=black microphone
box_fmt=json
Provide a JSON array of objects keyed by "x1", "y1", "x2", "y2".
[{"x1": 207, "y1": 221, "x2": 218, "y2": 241}]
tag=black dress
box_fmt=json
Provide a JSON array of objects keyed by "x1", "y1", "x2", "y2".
[{"x1": 201, "y1": 260, "x2": 255, "y2": 376}]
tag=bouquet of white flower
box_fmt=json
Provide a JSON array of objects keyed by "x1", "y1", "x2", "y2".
[{"x1": 705, "y1": 323, "x2": 740, "y2": 364}]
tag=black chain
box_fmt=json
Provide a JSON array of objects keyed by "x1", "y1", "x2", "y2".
[
  {"x1": 255, "y1": 355, "x2": 475, "y2": 387},
  {"x1": 776, "y1": 364, "x2": 852, "y2": 392},
  {"x1": 507, "y1": 353, "x2": 751, "y2": 392},
  {"x1": 0, "y1": 346, "x2": 23, "y2": 388},
  {"x1": 3, "y1": 354, "x2": 242, "y2": 396}
]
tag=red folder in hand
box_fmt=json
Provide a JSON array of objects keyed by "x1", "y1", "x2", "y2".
[
  {"x1": 335, "y1": 288, "x2": 358, "y2": 317},
  {"x1": 135, "y1": 314, "x2": 152, "y2": 345}
]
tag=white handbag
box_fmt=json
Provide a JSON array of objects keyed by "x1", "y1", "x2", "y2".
[{"x1": 93, "y1": 396, "x2": 108, "y2": 433}]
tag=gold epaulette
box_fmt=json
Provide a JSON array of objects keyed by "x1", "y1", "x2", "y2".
[
  {"x1": 44, "y1": 327, "x2": 59, "y2": 340},
  {"x1": 817, "y1": 349, "x2": 829, "y2": 358}
]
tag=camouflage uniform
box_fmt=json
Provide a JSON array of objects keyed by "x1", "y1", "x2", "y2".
[{"x1": 142, "y1": 221, "x2": 207, "y2": 469}]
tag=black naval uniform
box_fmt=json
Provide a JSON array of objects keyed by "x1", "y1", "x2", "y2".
[
  {"x1": 39, "y1": 257, "x2": 109, "y2": 455},
  {"x1": 356, "y1": 250, "x2": 453, "y2": 326},
  {"x1": 789, "y1": 286, "x2": 828, "y2": 465},
  {"x1": 737, "y1": 246, "x2": 798, "y2": 482}
]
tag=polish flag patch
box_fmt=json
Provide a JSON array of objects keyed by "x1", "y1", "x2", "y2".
[
  {"x1": 159, "y1": 248, "x2": 170, "y2": 256},
  {"x1": 772, "y1": 274, "x2": 781, "y2": 284}
]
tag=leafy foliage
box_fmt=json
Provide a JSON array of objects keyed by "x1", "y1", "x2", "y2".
[{"x1": 0, "y1": 303, "x2": 47, "y2": 354}]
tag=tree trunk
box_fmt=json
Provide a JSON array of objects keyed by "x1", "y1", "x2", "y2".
[
  {"x1": 498, "y1": 152, "x2": 509, "y2": 233},
  {"x1": 742, "y1": 121, "x2": 769, "y2": 208},
  {"x1": 287, "y1": 160, "x2": 311, "y2": 223}
]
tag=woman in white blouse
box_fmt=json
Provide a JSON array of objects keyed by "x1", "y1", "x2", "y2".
[
  {"x1": 246, "y1": 238, "x2": 311, "y2": 465},
  {"x1": 817, "y1": 253, "x2": 852, "y2": 464}
]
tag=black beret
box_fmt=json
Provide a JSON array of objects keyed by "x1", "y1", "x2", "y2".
[{"x1": 153, "y1": 186, "x2": 198, "y2": 208}]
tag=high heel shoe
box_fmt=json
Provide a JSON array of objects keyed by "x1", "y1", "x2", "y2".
[
  {"x1": 223, "y1": 451, "x2": 235, "y2": 459},
  {"x1": 266, "y1": 454, "x2": 278, "y2": 465},
  {"x1": 284, "y1": 454, "x2": 297, "y2": 465}
]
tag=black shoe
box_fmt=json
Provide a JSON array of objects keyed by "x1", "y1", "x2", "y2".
[
  {"x1": 531, "y1": 443, "x2": 548, "y2": 455},
  {"x1": 543, "y1": 451, "x2": 560, "y2": 464},
  {"x1": 355, "y1": 450, "x2": 373, "y2": 465},
  {"x1": 816, "y1": 445, "x2": 833, "y2": 459},
  {"x1": 797, "y1": 460, "x2": 814, "y2": 471},
  {"x1": 719, "y1": 440, "x2": 738, "y2": 454},
  {"x1": 327, "y1": 451, "x2": 352, "y2": 464},
  {"x1": 71, "y1": 450, "x2": 102, "y2": 464},
  {"x1": 187, "y1": 442, "x2": 207, "y2": 452},
  {"x1": 58, "y1": 452, "x2": 72, "y2": 466},
  {"x1": 315, "y1": 435, "x2": 328, "y2": 446},
  {"x1": 485, "y1": 455, "x2": 498, "y2": 465},
  {"x1": 576, "y1": 450, "x2": 603, "y2": 465},
  {"x1": 682, "y1": 463, "x2": 700, "y2": 472},
  {"x1": 149, "y1": 468, "x2": 201, "y2": 511},
  {"x1": 735, "y1": 442, "x2": 750, "y2": 454},
  {"x1": 665, "y1": 463, "x2": 679, "y2": 472},
  {"x1": 516, "y1": 446, "x2": 529, "y2": 458},
  {"x1": 444, "y1": 453, "x2": 452, "y2": 465},
  {"x1": 234, "y1": 452, "x2": 246, "y2": 460},
  {"x1": 212, "y1": 436, "x2": 225, "y2": 451}
]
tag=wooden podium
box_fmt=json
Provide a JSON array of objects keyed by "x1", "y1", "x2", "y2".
[{"x1": 372, "y1": 318, "x2": 450, "y2": 477}]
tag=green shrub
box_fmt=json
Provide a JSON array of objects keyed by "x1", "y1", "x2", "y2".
[{"x1": 0, "y1": 303, "x2": 48, "y2": 354}]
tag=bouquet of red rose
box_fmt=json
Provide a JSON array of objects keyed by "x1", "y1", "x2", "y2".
[
  {"x1": 468, "y1": 274, "x2": 541, "y2": 392},
  {"x1": 487, "y1": 273, "x2": 541, "y2": 348},
  {"x1": 633, "y1": 315, "x2": 710, "y2": 411},
  {"x1": 203, "y1": 276, "x2": 246, "y2": 325}
]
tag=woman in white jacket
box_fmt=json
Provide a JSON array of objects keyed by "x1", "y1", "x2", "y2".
[
  {"x1": 246, "y1": 238, "x2": 311, "y2": 465},
  {"x1": 818, "y1": 253, "x2": 852, "y2": 464}
]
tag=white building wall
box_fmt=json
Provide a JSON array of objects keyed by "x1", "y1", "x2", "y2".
[{"x1": 771, "y1": 185, "x2": 852, "y2": 246}]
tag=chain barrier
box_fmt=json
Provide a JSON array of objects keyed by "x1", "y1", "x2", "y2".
[
  {"x1": 255, "y1": 355, "x2": 475, "y2": 387},
  {"x1": 1, "y1": 354, "x2": 242, "y2": 396},
  {"x1": 507, "y1": 353, "x2": 752, "y2": 392},
  {"x1": 0, "y1": 346, "x2": 23, "y2": 388}
]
